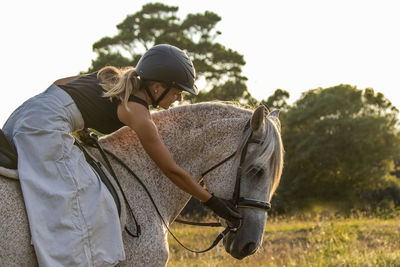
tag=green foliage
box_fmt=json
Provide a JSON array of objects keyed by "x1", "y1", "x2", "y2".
[
  {"x1": 188, "y1": 81, "x2": 249, "y2": 103},
  {"x1": 82, "y1": 2, "x2": 400, "y2": 215},
  {"x1": 261, "y1": 88, "x2": 290, "y2": 111},
  {"x1": 86, "y1": 2, "x2": 251, "y2": 103},
  {"x1": 274, "y1": 84, "x2": 400, "y2": 212},
  {"x1": 86, "y1": 51, "x2": 134, "y2": 74}
]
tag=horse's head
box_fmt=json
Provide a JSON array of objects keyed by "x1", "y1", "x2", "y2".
[{"x1": 205, "y1": 106, "x2": 284, "y2": 259}]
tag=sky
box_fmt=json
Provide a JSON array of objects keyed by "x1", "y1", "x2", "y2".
[{"x1": 1, "y1": 0, "x2": 399, "y2": 126}]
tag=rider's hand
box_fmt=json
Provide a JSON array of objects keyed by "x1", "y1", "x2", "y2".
[{"x1": 204, "y1": 195, "x2": 242, "y2": 229}]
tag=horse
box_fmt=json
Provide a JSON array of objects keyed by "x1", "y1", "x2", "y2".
[{"x1": 0, "y1": 102, "x2": 284, "y2": 266}]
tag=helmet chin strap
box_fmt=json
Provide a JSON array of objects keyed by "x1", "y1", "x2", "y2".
[{"x1": 144, "y1": 85, "x2": 172, "y2": 108}]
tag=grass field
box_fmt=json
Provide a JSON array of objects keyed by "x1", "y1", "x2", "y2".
[{"x1": 167, "y1": 211, "x2": 400, "y2": 267}]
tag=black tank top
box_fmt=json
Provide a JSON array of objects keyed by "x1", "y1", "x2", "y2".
[{"x1": 59, "y1": 72, "x2": 148, "y2": 134}]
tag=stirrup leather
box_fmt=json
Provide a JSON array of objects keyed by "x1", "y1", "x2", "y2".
[{"x1": 0, "y1": 129, "x2": 17, "y2": 169}]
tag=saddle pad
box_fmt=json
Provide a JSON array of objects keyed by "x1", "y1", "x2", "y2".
[
  {"x1": 0, "y1": 128, "x2": 18, "y2": 169},
  {"x1": 0, "y1": 145, "x2": 127, "y2": 232},
  {"x1": 0, "y1": 166, "x2": 18, "y2": 179}
]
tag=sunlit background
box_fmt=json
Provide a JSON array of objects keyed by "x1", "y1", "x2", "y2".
[
  {"x1": 1, "y1": 2, "x2": 400, "y2": 265},
  {"x1": 1, "y1": 0, "x2": 399, "y2": 125}
]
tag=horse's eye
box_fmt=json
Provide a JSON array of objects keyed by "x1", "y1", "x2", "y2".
[{"x1": 248, "y1": 167, "x2": 264, "y2": 177}]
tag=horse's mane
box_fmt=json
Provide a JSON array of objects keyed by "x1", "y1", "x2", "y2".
[
  {"x1": 152, "y1": 102, "x2": 284, "y2": 201},
  {"x1": 109, "y1": 102, "x2": 283, "y2": 201},
  {"x1": 241, "y1": 115, "x2": 284, "y2": 200},
  {"x1": 151, "y1": 101, "x2": 253, "y2": 121}
]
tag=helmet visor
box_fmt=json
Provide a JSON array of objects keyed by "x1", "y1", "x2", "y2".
[{"x1": 175, "y1": 82, "x2": 198, "y2": 95}]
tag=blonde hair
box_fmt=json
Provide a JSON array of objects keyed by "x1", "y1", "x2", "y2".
[{"x1": 97, "y1": 66, "x2": 143, "y2": 108}]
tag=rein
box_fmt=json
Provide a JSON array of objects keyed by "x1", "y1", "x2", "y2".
[
  {"x1": 174, "y1": 152, "x2": 236, "y2": 228},
  {"x1": 103, "y1": 145, "x2": 234, "y2": 253},
  {"x1": 80, "y1": 118, "x2": 271, "y2": 253},
  {"x1": 79, "y1": 129, "x2": 235, "y2": 253}
]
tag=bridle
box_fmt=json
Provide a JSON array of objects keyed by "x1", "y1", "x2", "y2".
[
  {"x1": 198, "y1": 120, "x2": 271, "y2": 216},
  {"x1": 231, "y1": 120, "x2": 272, "y2": 212},
  {"x1": 85, "y1": 119, "x2": 271, "y2": 253},
  {"x1": 83, "y1": 118, "x2": 271, "y2": 253}
]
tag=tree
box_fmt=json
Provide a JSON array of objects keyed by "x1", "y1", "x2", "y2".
[
  {"x1": 261, "y1": 89, "x2": 290, "y2": 111},
  {"x1": 87, "y1": 2, "x2": 251, "y2": 103},
  {"x1": 273, "y1": 84, "x2": 400, "y2": 212}
]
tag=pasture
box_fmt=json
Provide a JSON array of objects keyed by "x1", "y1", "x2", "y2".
[{"x1": 167, "y1": 211, "x2": 400, "y2": 266}]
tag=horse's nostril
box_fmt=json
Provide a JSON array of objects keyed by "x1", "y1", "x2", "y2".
[{"x1": 242, "y1": 242, "x2": 257, "y2": 256}]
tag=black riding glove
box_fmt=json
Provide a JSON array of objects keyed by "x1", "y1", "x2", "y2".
[{"x1": 204, "y1": 195, "x2": 242, "y2": 230}]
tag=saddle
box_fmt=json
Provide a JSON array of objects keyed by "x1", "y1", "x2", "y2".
[{"x1": 0, "y1": 129, "x2": 17, "y2": 169}]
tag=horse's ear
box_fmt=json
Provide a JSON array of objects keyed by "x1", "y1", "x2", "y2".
[
  {"x1": 268, "y1": 109, "x2": 282, "y2": 132},
  {"x1": 268, "y1": 109, "x2": 280, "y2": 118},
  {"x1": 251, "y1": 106, "x2": 266, "y2": 136}
]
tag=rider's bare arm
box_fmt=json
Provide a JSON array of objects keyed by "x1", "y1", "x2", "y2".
[{"x1": 117, "y1": 102, "x2": 212, "y2": 202}]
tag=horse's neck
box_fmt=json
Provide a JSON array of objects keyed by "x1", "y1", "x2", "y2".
[{"x1": 101, "y1": 103, "x2": 250, "y2": 223}]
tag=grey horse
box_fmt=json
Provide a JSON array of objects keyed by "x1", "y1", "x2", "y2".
[{"x1": 0, "y1": 102, "x2": 284, "y2": 266}]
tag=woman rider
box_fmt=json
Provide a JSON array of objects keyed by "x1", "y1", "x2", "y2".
[{"x1": 2, "y1": 44, "x2": 241, "y2": 266}]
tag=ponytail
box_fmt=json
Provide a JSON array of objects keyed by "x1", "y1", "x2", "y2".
[{"x1": 98, "y1": 66, "x2": 143, "y2": 109}]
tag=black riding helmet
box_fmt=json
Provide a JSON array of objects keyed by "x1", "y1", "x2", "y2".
[{"x1": 136, "y1": 44, "x2": 198, "y2": 107}]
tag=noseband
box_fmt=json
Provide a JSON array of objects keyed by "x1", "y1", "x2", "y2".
[{"x1": 83, "y1": 118, "x2": 271, "y2": 254}]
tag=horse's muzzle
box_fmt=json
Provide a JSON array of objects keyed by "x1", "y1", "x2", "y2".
[{"x1": 223, "y1": 231, "x2": 258, "y2": 259}]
